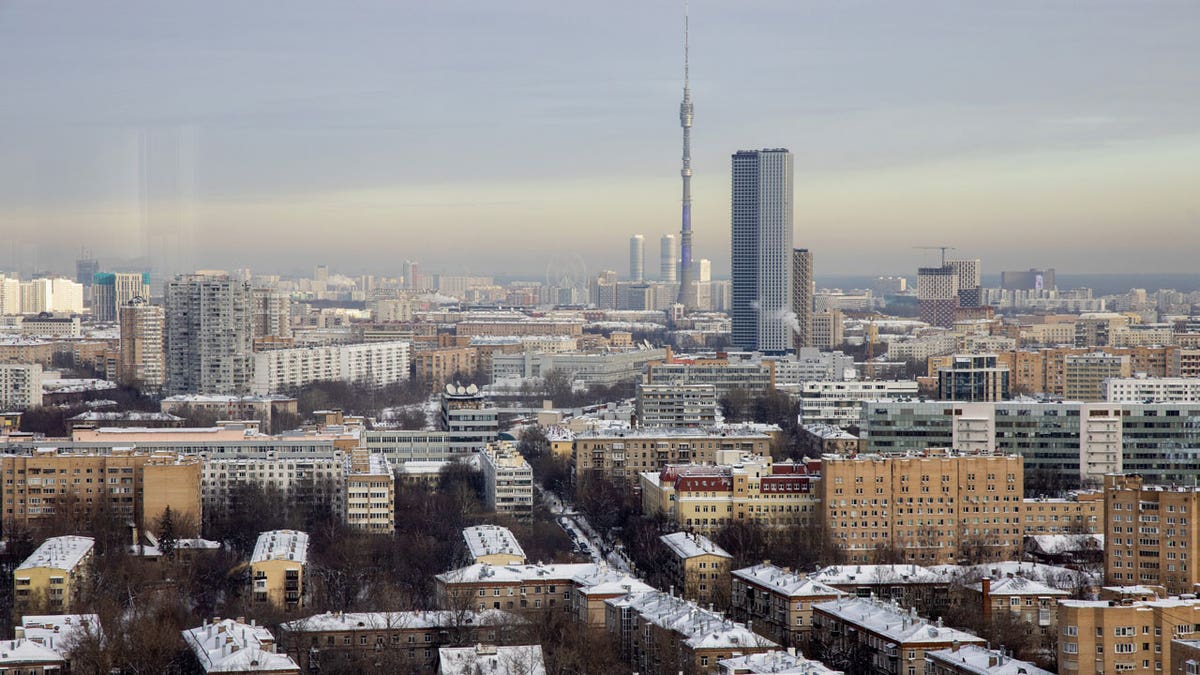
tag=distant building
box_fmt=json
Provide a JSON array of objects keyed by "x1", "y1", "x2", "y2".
[
  {"x1": 731, "y1": 149, "x2": 794, "y2": 354},
  {"x1": 251, "y1": 530, "x2": 309, "y2": 610},
  {"x1": 792, "y1": 249, "x2": 813, "y2": 350},
  {"x1": 575, "y1": 426, "x2": 775, "y2": 486},
  {"x1": 948, "y1": 258, "x2": 982, "y2": 308},
  {"x1": 661, "y1": 234, "x2": 679, "y2": 283},
  {"x1": 93, "y1": 272, "x2": 150, "y2": 322},
  {"x1": 0, "y1": 363, "x2": 43, "y2": 409},
  {"x1": 439, "y1": 386, "x2": 499, "y2": 456},
  {"x1": 251, "y1": 341, "x2": 410, "y2": 395},
  {"x1": 630, "y1": 234, "x2": 645, "y2": 282},
  {"x1": 935, "y1": 354, "x2": 1010, "y2": 401},
  {"x1": 480, "y1": 441, "x2": 533, "y2": 519},
  {"x1": 918, "y1": 265, "x2": 959, "y2": 329},
  {"x1": 1000, "y1": 268, "x2": 1055, "y2": 291},
  {"x1": 165, "y1": 273, "x2": 254, "y2": 396},
  {"x1": 660, "y1": 531, "x2": 732, "y2": 606},
  {"x1": 636, "y1": 383, "x2": 718, "y2": 428},
  {"x1": 1063, "y1": 352, "x2": 1131, "y2": 401},
  {"x1": 13, "y1": 536, "x2": 94, "y2": 616},
  {"x1": 810, "y1": 310, "x2": 843, "y2": 351},
  {"x1": 413, "y1": 347, "x2": 479, "y2": 388},
  {"x1": 1105, "y1": 376, "x2": 1200, "y2": 403},
  {"x1": 118, "y1": 297, "x2": 165, "y2": 391}
]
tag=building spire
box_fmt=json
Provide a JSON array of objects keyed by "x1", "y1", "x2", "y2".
[{"x1": 676, "y1": 0, "x2": 696, "y2": 309}]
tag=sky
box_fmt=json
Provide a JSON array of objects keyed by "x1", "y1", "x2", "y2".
[{"x1": 1, "y1": 1, "x2": 1197, "y2": 281}]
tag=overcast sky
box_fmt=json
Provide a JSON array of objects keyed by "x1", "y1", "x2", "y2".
[{"x1": 1, "y1": 1, "x2": 1197, "y2": 280}]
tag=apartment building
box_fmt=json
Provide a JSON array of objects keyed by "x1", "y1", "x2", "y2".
[
  {"x1": 118, "y1": 298, "x2": 165, "y2": 391},
  {"x1": 1106, "y1": 377, "x2": 1200, "y2": 403},
  {"x1": 455, "y1": 318, "x2": 583, "y2": 338},
  {"x1": 13, "y1": 536, "x2": 94, "y2": 616},
  {"x1": 604, "y1": 589, "x2": 777, "y2": 675},
  {"x1": 164, "y1": 274, "x2": 255, "y2": 396},
  {"x1": 251, "y1": 340, "x2": 410, "y2": 395},
  {"x1": 413, "y1": 347, "x2": 479, "y2": 387},
  {"x1": 660, "y1": 532, "x2": 732, "y2": 606},
  {"x1": 1057, "y1": 595, "x2": 1200, "y2": 675},
  {"x1": 730, "y1": 563, "x2": 844, "y2": 648},
  {"x1": 808, "y1": 565, "x2": 951, "y2": 619},
  {"x1": 640, "y1": 456, "x2": 820, "y2": 535},
  {"x1": 480, "y1": 441, "x2": 533, "y2": 519},
  {"x1": 1104, "y1": 474, "x2": 1200, "y2": 595},
  {"x1": 796, "y1": 424, "x2": 860, "y2": 457},
  {"x1": 159, "y1": 395, "x2": 298, "y2": 433},
  {"x1": 438, "y1": 644, "x2": 546, "y2": 675},
  {"x1": 1022, "y1": 492, "x2": 1104, "y2": 535},
  {"x1": 820, "y1": 450, "x2": 1024, "y2": 564},
  {"x1": 277, "y1": 610, "x2": 519, "y2": 673},
  {"x1": 644, "y1": 351, "x2": 776, "y2": 398},
  {"x1": 440, "y1": 387, "x2": 500, "y2": 456},
  {"x1": 182, "y1": 617, "x2": 300, "y2": 675},
  {"x1": 344, "y1": 450, "x2": 394, "y2": 534},
  {"x1": 964, "y1": 575, "x2": 1069, "y2": 643},
  {"x1": 462, "y1": 525, "x2": 526, "y2": 565},
  {"x1": 1064, "y1": 352, "x2": 1132, "y2": 401},
  {"x1": 925, "y1": 644, "x2": 1052, "y2": 675},
  {"x1": 574, "y1": 427, "x2": 774, "y2": 486},
  {"x1": 0, "y1": 363, "x2": 43, "y2": 409},
  {"x1": 811, "y1": 596, "x2": 985, "y2": 675},
  {"x1": 794, "y1": 380, "x2": 919, "y2": 428},
  {"x1": 636, "y1": 383, "x2": 718, "y2": 428},
  {"x1": 251, "y1": 530, "x2": 309, "y2": 609},
  {"x1": 0, "y1": 449, "x2": 201, "y2": 537},
  {"x1": 718, "y1": 651, "x2": 841, "y2": 674}
]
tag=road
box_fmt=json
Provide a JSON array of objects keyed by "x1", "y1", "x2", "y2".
[{"x1": 536, "y1": 485, "x2": 633, "y2": 574}]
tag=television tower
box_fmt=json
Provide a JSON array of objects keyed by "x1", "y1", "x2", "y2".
[{"x1": 676, "y1": 3, "x2": 697, "y2": 309}]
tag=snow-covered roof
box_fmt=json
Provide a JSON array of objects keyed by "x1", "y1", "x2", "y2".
[
  {"x1": 571, "y1": 568, "x2": 655, "y2": 597},
  {"x1": 42, "y1": 378, "x2": 117, "y2": 394},
  {"x1": 437, "y1": 644, "x2": 546, "y2": 675},
  {"x1": 396, "y1": 460, "x2": 450, "y2": 475},
  {"x1": 130, "y1": 538, "x2": 220, "y2": 558},
  {"x1": 810, "y1": 564, "x2": 945, "y2": 586},
  {"x1": 281, "y1": 610, "x2": 514, "y2": 633},
  {"x1": 573, "y1": 426, "x2": 771, "y2": 440},
  {"x1": 660, "y1": 532, "x2": 732, "y2": 560},
  {"x1": 801, "y1": 423, "x2": 858, "y2": 440},
  {"x1": 0, "y1": 638, "x2": 66, "y2": 666},
  {"x1": 251, "y1": 530, "x2": 308, "y2": 565},
  {"x1": 17, "y1": 536, "x2": 94, "y2": 572},
  {"x1": 68, "y1": 411, "x2": 185, "y2": 422},
  {"x1": 20, "y1": 614, "x2": 101, "y2": 652},
  {"x1": 181, "y1": 619, "x2": 299, "y2": 674},
  {"x1": 925, "y1": 644, "x2": 1053, "y2": 675},
  {"x1": 1024, "y1": 533, "x2": 1103, "y2": 555},
  {"x1": 612, "y1": 590, "x2": 777, "y2": 652},
  {"x1": 969, "y1": 575, "x2": 1069, "y2": 597},
  {"x1": 436, "y1": 562, "x2": 599, "y2": 585},
  {"x1": 463, "y1": 525, "x2": 526, "y2": 562},
  {"x1": 932, "y1": 561, "x2": 1098, "y2": 590},
  {"x1": 813, "y1": 596, "x2": 984, "y2": 646},
  {"x1": 733, "y1": 564, "x2": 845, "y2": 599},
  {"x1": 718, "y1": 650, "x2": 842, "y2": 674}
]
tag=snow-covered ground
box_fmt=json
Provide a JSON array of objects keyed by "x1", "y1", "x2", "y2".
[{"x1": 537, "y1": 485, "x2": 632, "y2": 574}]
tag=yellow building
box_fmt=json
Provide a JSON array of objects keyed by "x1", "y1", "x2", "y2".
[
  {"x1": 640, "y1": 456, "x2": 820, "y2": 536},
  {"x1": 344, "y1": 449, "x2": 395, "y2": 534},
  {"x1": 965, "y1": 575, "x2": 1069, "y2": 647},
  {"x1": 412, "y1": 346, "x2": 479, "y2": 388},
  {"x1": 1058, "y1": 595, "x2": 1200, "y2": 675},
  {"x1": 1104, "y1": 474, "x2": 1200, "y2": 595},
  {"x1": 659, "y1": 531, "x2": 732, "y2": 607},
  {"x1": 820, "y1": 449, "x2": 1024, "y2": 564},
  {"x1": 0, "y1": 449, "x2": 202, "y2": 536},
  {"x1": 573, "y1": 427, "x2": 773, "y2": 486},
  {"x1": 462, "y1": 524, "x2": 526, "y2": 565},
  {"x1": 251, "y1": 530, "x2": 309, "y2": 610},
  {"x1": 13, "y1": 535, "x2": 94, "y2": 617},
  {"x1": 1022, "y1": 491, "x2": 1104, "y2": 535},
  {"x1": 730, "y1": 563, "x2": 844, "y2": 649}
]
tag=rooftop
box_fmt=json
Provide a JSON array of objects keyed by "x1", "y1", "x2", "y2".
[
  {"x1": 733, "y1": 564, "x2": 845, "y2": 599},
  {"x1": 281, "y1": 610, "x2": 515, "y2": 633},
  {"x1": 18, "y1": 614, "x2": 100, "y2": 653},
  {"x1": 181, "y1": 618, "x2": 299, "y2": 674},
  {"x1": 970, "y1": 575, "x2": 1069, "y2": 597},
  {"x1": 436, "y1": 562, "x2": 599, "y2": 585},
  {"x1": 661, "y1": 531, "x2": 732, "y2": 560},
  {"x1": 718, "y1": 650, "x2": 842, "y2": 674},
  {"x1": 814, "y1": 596, "x2": 984, "y2": 646},
  {"x1": 462, "y1": 525, "x2": 526, "y2": 562},
  {"x1": 925, "y1": 644, "x2": 1054, "y2": 675},
  {"x1": 0, "y1": 638, "x2": 65, "y2": 666},
  {"x1": 251, "y1": 530, "x2": 309, "y2": 565},
  {"x1": 613, "y1": 590, "x2": 777, "y2": 651},
  {"x1": 810, "y1": 564, "x2": 945, "y2": 586},
  {"x1": 437, "y1": 644, "x2": 546, "y2": 675},
  {"x1": 17, "y1": 536, "x2": 94, "y2": 572}
]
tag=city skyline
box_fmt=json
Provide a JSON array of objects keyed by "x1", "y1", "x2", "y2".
[{"x1": 1, "y1": 1, "x2": 1197, "y2": 277}]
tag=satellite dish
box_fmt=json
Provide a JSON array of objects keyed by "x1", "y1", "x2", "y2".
[
  {"x1": 466, "y1": 384, "x2": 479, "y2": 395},
  {"x1": 445, "y1": 383, "x2": 456, "y2": 395}
]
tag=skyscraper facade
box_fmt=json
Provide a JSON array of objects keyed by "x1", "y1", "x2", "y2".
[
  {"x1": 93, "y1": 272, "x2": 152, "y2": 322},
  {"x1": 629, "y1": 235, "x2": 645, "y2": 282},
  {"x1": 164, "y1": 273, "x2": 254, "y2": 395},
  {"x1": 731, "y1": 149, "x2": 794, "y2": 354},
  {"x1": 917, "y1": 265, "x2": 959, "y2": 328},
  {"x1": 949, "y1": 258, "x2": 982, "y2": 307},
  {"x1": 792, "y1": 248, "x2": 813, "y2": 350},
  {"x1": 660, "y1": 235, "x2": 679, "y2": 283},
  {"x1": 119, "y1": 297, "x2": 165, "y2": 392}
]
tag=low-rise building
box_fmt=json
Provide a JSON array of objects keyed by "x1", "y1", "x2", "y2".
[
  {"x1": 13, "y1": 536, "x2": 94, "y2": 617},
  {"x1": 730, "y1": 563, "x2": 844, "y2": 649},
  {"x1": 925, "y1": 644, "x2": 1053, "y2": 675},
  {"x1": 17, "y1": 613, "x2": 101, "y2": 654},
  {"x1": 0, "y1": 638, "x2": 67, "y2": 674},
  {"x1": 1171, "y1": 639, "x2": 1200, "y2": 675},
  {"x1": 1021, "y1": 492, "x2": 1104, "y2": 535},
  {"x1": 1058, "y1": 594, "x2": 1200, "y2": 675},
  {"x1": 181, "y1": 617, "x2": 299, "y2": 675},
  {"x1": 438, "y1": 644, "x2": 546, "y2": 675},
  {"x1": 251, "y1": 530, "x2": 308, "y2": 610},
  {"x1": 463, "y1": 525, "x2": 526, "y2": 565},
  {"x1": 480, "y1": 441, "x2": 534, "y2": 519},
  {"x1": 660, "y1": 531, "x2": 732, "y2": 606},
  {"x1": 718, "y1": 650, "x2": 842, "y2": 674},
  {"x1": 1023, "y1": 533, "x2": 1104, "y2": 567},
  {"x1": 965, "y1": 575, "x2": 1069, "y2": 644},
  {"x1": 811, "y1": 596, "x2": 985, "y2": 675},
  {"x1": 796, "y1": 424, "x2": 860, "y2": 457},
  {"x1": 575, "y1": 426, "x2": 775, "y2": 486}
]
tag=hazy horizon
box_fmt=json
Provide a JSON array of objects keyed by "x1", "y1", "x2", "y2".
[{"x1": 2, "y1": 1, "x2": 1197, "y2": 279}]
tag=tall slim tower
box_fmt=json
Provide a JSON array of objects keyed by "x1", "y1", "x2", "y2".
[
  {"x1": 629, "y1": 235, "x2": 645, "y2": 282},
  {"x1": 660, "y1": 235, "x2": 679, "y2": 282},
  {"x1": 676, "y1": 7, "x2": 697, "y2": 309},
  {"x1": 731, "y1": 149, "x2": 794, "y2": 354},
  {"x1": 792, "y1": 248, "x2": 813, "y2": 350}
]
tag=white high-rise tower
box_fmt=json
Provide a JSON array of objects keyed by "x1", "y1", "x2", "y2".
[
  {"x1": 731, "y1": 149, "x2": 794, "y2": 354},
  {"x1": 660, "y1": 234, "x2": 679, "y2": 283},
  {"x1": 629, "y1": 235, "x2": 645, "y2": 282}
]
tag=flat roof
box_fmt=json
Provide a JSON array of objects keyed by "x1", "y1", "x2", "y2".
[
  {"x1": 17, "y1": 536, "x2": 94, "y2": 572},
  {"x1": 462, "y1": 525, "x2": 526, "y2": 561},
  {"x1": 251, "y1": 530, "x2": 309, "y2": 565}
]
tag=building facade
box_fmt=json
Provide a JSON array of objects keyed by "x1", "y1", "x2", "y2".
[
  {"x1": 731, "y1": 148, "x2": 794, "y2": 354},
  {"x1": 118, "y1": 298, "x2": 165, "y2": 391},
  {"x1": 792, "y1": 248, "x2": 813, "y2": 351},
  {"x1": 0, "y1": 363, "x2": 43, "y2": 409},
  {"x1": 165, "y1": 274, "x2": 255, "y2": 396},
  {"x1": 251, "y1": 529, "x2": 309, "y2": 609}
]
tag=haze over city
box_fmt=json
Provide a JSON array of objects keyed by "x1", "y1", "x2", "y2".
[{"x1": 2, "y1": 0, "x2": 1198, "y2": 277}]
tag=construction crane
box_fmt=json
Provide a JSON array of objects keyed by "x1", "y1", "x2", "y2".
[{"x1": 914, "y1": 245, "x2": 955, "y2": 267}]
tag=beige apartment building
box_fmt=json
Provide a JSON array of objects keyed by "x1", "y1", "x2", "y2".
[
  {"x1": 929, "y1": 345, "x2": 1179, "y2": 397},
  {"x1": 820, "y1": 450, "x2": 1024, "y2": 564},
  {"x1": 965, "y1": 575, "x2": 1069, "y2": 645},
  {"x1": 344, "y1": 449, "x2": 395, "y2": 534},
  {"x1": 0, "y1": 449, "x2": 202, "y2": 537},
  {"x1": 1058, "y1": 595, "x2": 1200, "y2": 675},
  {"x1": 659, "y1": 531, "x2": 732, "y2": 606},
  {"x1": 1022, "y1": 491, "x2": 1104, "y2": 535},
  {"x1": 412, "y1": 346, "x2": 479, "y2": 388},
  {"x1": 573, "y1": 427, "x2": 773, "y2": 486},
  {"x1": 1064, "y1": 352, "x2": 1132, "y2": 401},
  {"x1": 251, "y1": 530, "x2": 309, "y2": 609},
  {"x1": 730, "y1": 563, "x2": 844, "y2": 648},
  {"x1": 641, "y1": 456, "x2": 820, "y2": 535},
  {"x1": 462, "y1": 525, "x2": 526, "y2": 565},
  {"x1": 1104, "y1": 474, "x2": 1200, "y2": 594},
  {"x1": 13, "y1": 535, "x2": 94, "y2": 617}
]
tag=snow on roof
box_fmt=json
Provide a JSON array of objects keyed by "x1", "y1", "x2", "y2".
[
  {"x1": 68, "y1": 411, "x2": 185, "y2": 422},
  {"x1": 42, "y1": 378, "x2": 117, "y2": 394},
  {"x1": 20, "y1": 614, "x2": 101, "y2": 652},
  {"x1": 437, "y1": 644, "x2": 546, "y2": 675},
  {"x1": 161, "y1": 394, "x2": 295, "y2": 403},
  {"x1": 1025, "y1": 533, "x2": 1103, "y2": 555},
  {"x1": 130, "y1": 538, "x2": 220, "y2": 558},
  {"x1": 733, "y1": 564, "x2": 845, "y2": 599},
  {"x1": 281, "y1": 610, "x2": 515, "y2": 633},
  {"x1": 397, "y1": 460, "x2": 450, "y2": 475},
  {"x1": 462, "y1": 525, "x2": 526, "y2": 561},
  {"x1": 718, "y1": 650, "x2": 843, "y2": 674},
  {"x1": 801, "y1": 423, "x2": 858, "y2": 440},
  {"x1": 251, "y1": 530, "x2": 308, "y2": 565},
  {"x1": 925, "y1": 644, "x2": 1053, "y2": 675},
  {"x1": 660, "y1": 531, "x2": 732, "y2": 560},
  {"x1": 181, "y1": 619, "x2": 298, "y2": 674},
  {"x1": 969, "y1": 575, "x2": 1069, "y2": 597},
  {"x1": 573, "y1": 425, "x2": 771, "y2": 440},
  {"x1": 436, "y1": 562, "x2": 599, "y2": 585},
  {"x1": 931, "y1": 561, "x2": 1097, "y2": 590},
  {"x1": 17, "y1": 536, "x2": 94, "y2": 572},
  {"x1": 0, "y1": 638, "x2": 66, "y2": 666},
  {"x1": 1061, "y1": 595, "x2": 1200, "y2": 610},
  {"x1": 810, "y1": 564, "x2": 945, "y2": 586},
  {"x1": 571, "y1": 569, "x2": 655, "y2": 597},
  {"x1": 813, "y1": 596, "x2": 985, "y2": 646},
  {"x1": 614, "y1": 590, "x2": 777, "y2": 652}
]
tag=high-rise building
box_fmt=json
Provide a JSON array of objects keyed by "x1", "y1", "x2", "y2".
[
  {"x1": 1001, "y1": 268, "x2": 1056, "y2": 291},
  {"x1": 695, "y1": 258, "x2": 711, "y2": 283},
  {"x1": 93, "y1": 272, "x2": 151, "y2": 322},
  {"x1": 731, "y1": 148, "x2": 794, "y2": 354},
  {"x1": 917, "y1": 265, "x2": 959, "y2": 328},
  {"x1": 164, "y1": 273, "x2": 254, "y2": 395},
  {"x1": 75, "y1": 256, "x2": 98, "y2": 288},
  {"x1": 251, "y1": 288, "x2": 292, "y2": 340},
  {"x1": 0, "y1": 275, "x2": 20, "y2": 315},
  {"x1": 810, "y1": 310, "x2": 843, "y2": 351},
  {"x1": 119, "y1": 297, "x2": 165, "y2": 392},
  {"x1": 628, "y1": 235, "x2": 645, "y2": 282},
  {"x1": 948, "y1": 258, "x2": 982, "y2": 307},
  {"x1": 676, "y1": 11, "x2": 696, "y2": 309},
  {"x1": 660, "y1": 235, "x2": 678, "y2": 282},
  {"x1": 792, "y1": 249, "x2": 813, "y2": 350}
]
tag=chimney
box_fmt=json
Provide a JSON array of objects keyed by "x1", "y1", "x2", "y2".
[{"x1": 981, "y1": 578, "x2": 992, "y2": 622}]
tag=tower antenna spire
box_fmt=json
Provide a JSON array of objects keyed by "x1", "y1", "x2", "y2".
[{"x1": 676, "y1": 0, "x2": 696, "y2": 309}]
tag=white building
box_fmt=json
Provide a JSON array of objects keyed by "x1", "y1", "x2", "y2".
[
  {"x1": 771, "y1": 349, "x2": 857, "y2": 385},
  {"x1": 0, "y1": 363, "x2": 43, "y2": 408},
  {"x1": 182, "y1": 617, "x2": 299, "y2": 674},
  {"x1": 635, "y1": 382, "x2": 718, "y2": 428},
  {"x1": 462, "y1": 524, "x2": 526, "y2": 565},
  {"x1": 438, "y1": 644, "x2": 546, "y2": 675},
  {"x1": 0, "y1": 275, "x2": 20, "y2": 315},
  {"x1": 731, "y1": 148, "x2": 793, "y2": 354},
  {"x1": 1105, "y1": 376, "x2": 1200, "y2": 403},
  {"x1": 20, "y1": 315, "x2": 81, "y2": 338},
  {"x1": 480, "y1": 441, "x2": 533, "y2": 519},
  {"x1": 165, "y1": 274, "x2": 255, "y2": 396},
  {"x1": 251, "y1": 340, "x2": 411, "y2": 395},
  {"x1": 661, "y1": 234, "x2": 679, "y2": 283},
  {"x1": 629, "y1": 234, "x2": 645, "y2": 282}
]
